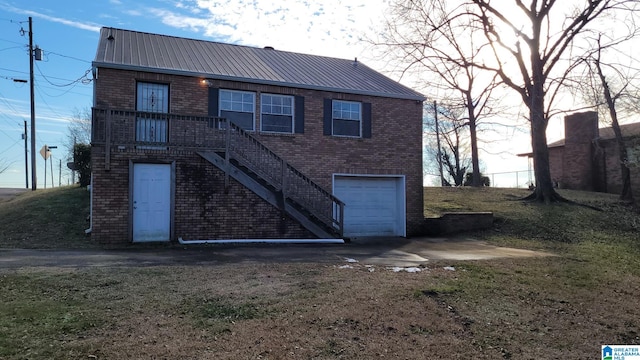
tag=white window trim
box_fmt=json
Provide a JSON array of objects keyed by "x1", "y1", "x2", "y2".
[
  {"x1": 260, "y1": 93, "x2": 295, "y2": 134},
  {"x1": 219, "y1": 89, "x2": 256, "y2": 132},
  {"x1": 331, "y1": 100, "x2": 362, "y2": 138}
]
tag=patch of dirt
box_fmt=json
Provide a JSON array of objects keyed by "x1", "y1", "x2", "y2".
[{"x1": 5, "y1": 258, "x2": 640, "y2": 359}]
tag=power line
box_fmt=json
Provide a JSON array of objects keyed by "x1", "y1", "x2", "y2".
[
  {"x1": 0, "y1": 37, "x2": 25, "y2": 46},
  {"x1": 0, "y1": 138, "x2": 22, "y2": 155},
  {"x1": 35, "y1": 83, "x2": 92, "y2": 98},
  {"x1": 35, "y1": 62, "x2": 92, "y2": 87},
  {"x1": 0, "y1": 45, "x2": 23, "y2": 52},
  {"x1": 35, "y1": 86, "x2": 71, "y2": 120},
  {"x1": 0, "y1": 90, "x2": 28, "y2": 120},
  {"x1": 0, "y1": 120, "x2": 20, "y2": 143},
  {"x1": 46, "y1": 51, "x2": 91, "y2": 64},
  {"x1": 0, "y1": 67, "x2": 28, "y2": 76},
  {"x1": 1, "y1": 65, "x2": 93, "y2": 85}
]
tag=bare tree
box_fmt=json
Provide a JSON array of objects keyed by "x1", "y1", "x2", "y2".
[
  {"x1": 63, "y1": 107, "x2": 92, "y2": 183},
  {"x1": 380, "y1": 0, "x2": 500, "y2": 187},
  {"x1": 472, "y1": 0, "x2": 640, "y2": 202},
  {"x1": 577, "y1": 35, "x2": 638, "y2": 202},
  {"x1": 424, "y1": 102, "x2": 473, "y2": 186},
  {"x1": 64, "y1": 107, "x2": 91, "y2": 152},
  {"x1": 382, "y1": 0, "x2": 639, "y2": 202},
  {"x1": 595, "y1": 58, "x2": 634, "y2": 202}
]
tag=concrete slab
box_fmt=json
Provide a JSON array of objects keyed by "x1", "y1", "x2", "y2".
[{"x1": 0, "y1": 238, "x2": 553, "y2": 269}]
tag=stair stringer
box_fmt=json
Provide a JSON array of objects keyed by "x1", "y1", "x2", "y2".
[{"x1": 197, "y1": 151, "x2": 337, "y2": 239}]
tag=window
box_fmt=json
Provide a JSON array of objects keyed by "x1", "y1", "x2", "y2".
[
  {"x1": 323, "y1": 99, "x2": 371, "y2": 138},
  {"x1": 332, "y1": 100, "x2": 361, "y2": 137},
  {"x1": 261, "y1": 94, "x2": 294, "y2": 133},
  {"x1": 136, "y1": 82, "x2": 169, "y2": 143},
  {"x1": 219, "y1": 89, "x2": 255, "y2": 131}
]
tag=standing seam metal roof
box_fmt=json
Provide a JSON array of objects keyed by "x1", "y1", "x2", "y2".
[{"x1": 93, "y1": 27, "x2": 425, "y2": 101}]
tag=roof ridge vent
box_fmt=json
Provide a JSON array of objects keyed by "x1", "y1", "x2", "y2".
[{"x1": 264, "y1": 46, "x2": 274, "y2": 50}]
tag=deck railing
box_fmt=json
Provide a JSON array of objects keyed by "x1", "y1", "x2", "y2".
[{"x1": 92, "y1": 108, "x2": 344, "y2": 237}]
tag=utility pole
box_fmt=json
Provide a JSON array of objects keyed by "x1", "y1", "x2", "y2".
[
  {"x1": 29, "y1": 16, "x2": 37, "y2": 191},
  {"x1": 23, "y1": 120, "x2": 28, "y2": 189},
  {"x1": 44, "y1": 147, "x2": 47, "y2": 189},
  {"x1": 434, "y1": 100, "x2": 445, "y2": 186},
  {"x1": 59, "y1": 159, "x2": 61, "y2": 187},
  {"x1": 50, "y1": 153, "x2": 54, "y2": 187},
  {"x1": 45, "y1": 145, "x2": 57, "y2": 188}
]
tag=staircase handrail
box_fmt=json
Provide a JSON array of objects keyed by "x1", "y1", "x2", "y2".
[{"x1": 223, "y1": 120, "x2": 344, "y2": 236}]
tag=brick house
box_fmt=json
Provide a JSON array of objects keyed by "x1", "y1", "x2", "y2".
[
  {"x1": 90, "y1": 27, "x2": 425, "y2": 244},
  {"x1": 519, "y1": 111, "x2": 640, "y2": 196}
]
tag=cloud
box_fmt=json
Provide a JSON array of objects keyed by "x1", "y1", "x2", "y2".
[
  {"x1": 1, "y1": 4, "x2": 102, "y2": 32},
  {"x1": 144, "y1": 0, "x2": 388, "y2": 60},
  {"x1": 122, "y1": 9, "x2": 143, "y2": 17}
]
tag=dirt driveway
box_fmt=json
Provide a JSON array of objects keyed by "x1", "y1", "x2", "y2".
[{"x1": 0, "y1": 237, "x2": 551, "y2": 269}]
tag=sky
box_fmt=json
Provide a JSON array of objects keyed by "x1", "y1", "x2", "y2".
[{"x1": 0, "y1": 0, "x2": 537, "y2": 189}]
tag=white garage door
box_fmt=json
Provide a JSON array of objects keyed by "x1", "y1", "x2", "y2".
[{"x1": 333, "y1": 176, "x2": 405, "y2": 237}]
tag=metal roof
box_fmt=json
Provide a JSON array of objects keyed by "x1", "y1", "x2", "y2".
[{"x1": 93, "y1": 27, "x2": 425, "y2": 101}]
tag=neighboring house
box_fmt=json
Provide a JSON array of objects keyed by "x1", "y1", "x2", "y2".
[
  {"x1": 519, "y1": 111, "x2": 640, "y2": 196},
  {"x1": 90, "y1": 27, "x2": 425, "y2": 244}
]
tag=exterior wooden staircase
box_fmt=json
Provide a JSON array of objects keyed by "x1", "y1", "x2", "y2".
[
  {"x1": 196, "y1": 121, "x2": 344, "y2": 239},
  {"x1": 92, "y1": 109, "x2": 344, "y2": 239}
]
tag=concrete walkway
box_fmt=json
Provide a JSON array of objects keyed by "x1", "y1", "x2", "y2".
[{"x1": 0, "y1": 237, "x2": 552, "y2": 269}]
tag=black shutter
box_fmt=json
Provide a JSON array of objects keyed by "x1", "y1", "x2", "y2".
[
  {"x1": 208, "y1": 88, "x2": 219, "y2": 117},
  {"x1": 294, "y1": 95, "x2": 304, "y2": 134},
  {"x1": 323, "y1": 98, "x2": 332, "y2": 136},
  {"x1": 362, "y1": 102, "x2": 372, "y2": 138}
]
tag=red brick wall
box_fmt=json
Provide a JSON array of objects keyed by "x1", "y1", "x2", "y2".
[
  {"x1": 91, "y1": 147, "x2": 312, "y2": 243},
  {"x1": 547, "y1": 112, "x2": 640, "y2": 196},
  {"x1": 548, "y1": 147, "x2": 564, "y2": 187},
  {"x1": 600, "y1": 136, "x2": 640, "y2": 196},
  {"x1": 561, "y1": 112, "x2": 598, "y2": 190},
  {"x1": 629, "y1": 137, "x2": 640, "y2": 197},
  {"x1": 92, "y1": 68, "x2": 424, "y2": 243}
]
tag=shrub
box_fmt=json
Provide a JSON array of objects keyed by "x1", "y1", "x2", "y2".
[
  {"x1": 73, "y1": 144, "x2": 91, "y2": 187},
  {"x1": 463, "y1": 172, "x2": 490, "y2": 186}
]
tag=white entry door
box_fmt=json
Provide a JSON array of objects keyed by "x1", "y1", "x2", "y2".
[
  {"x1": 132, "y1": 163, "x2": 171, "y2": 242},
  {"x1": 333, "y1": 176, "x2": 405, "y2": 237}
]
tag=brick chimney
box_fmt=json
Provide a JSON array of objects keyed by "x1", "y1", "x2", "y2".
[{"x1": 562, "y1": 111, "x2": 598, "y2": 190}]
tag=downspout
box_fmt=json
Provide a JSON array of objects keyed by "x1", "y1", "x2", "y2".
[
  {"x1": 178, "y1": 237, "x2": 344, "y2": 245},
  {"x1": 84, "y1": 173, "x2": 93, "y2": 234}
]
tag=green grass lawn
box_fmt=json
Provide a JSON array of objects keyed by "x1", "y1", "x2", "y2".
[{"x1": 0, "y1": 186, "x2": 94, "y2": 249}]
